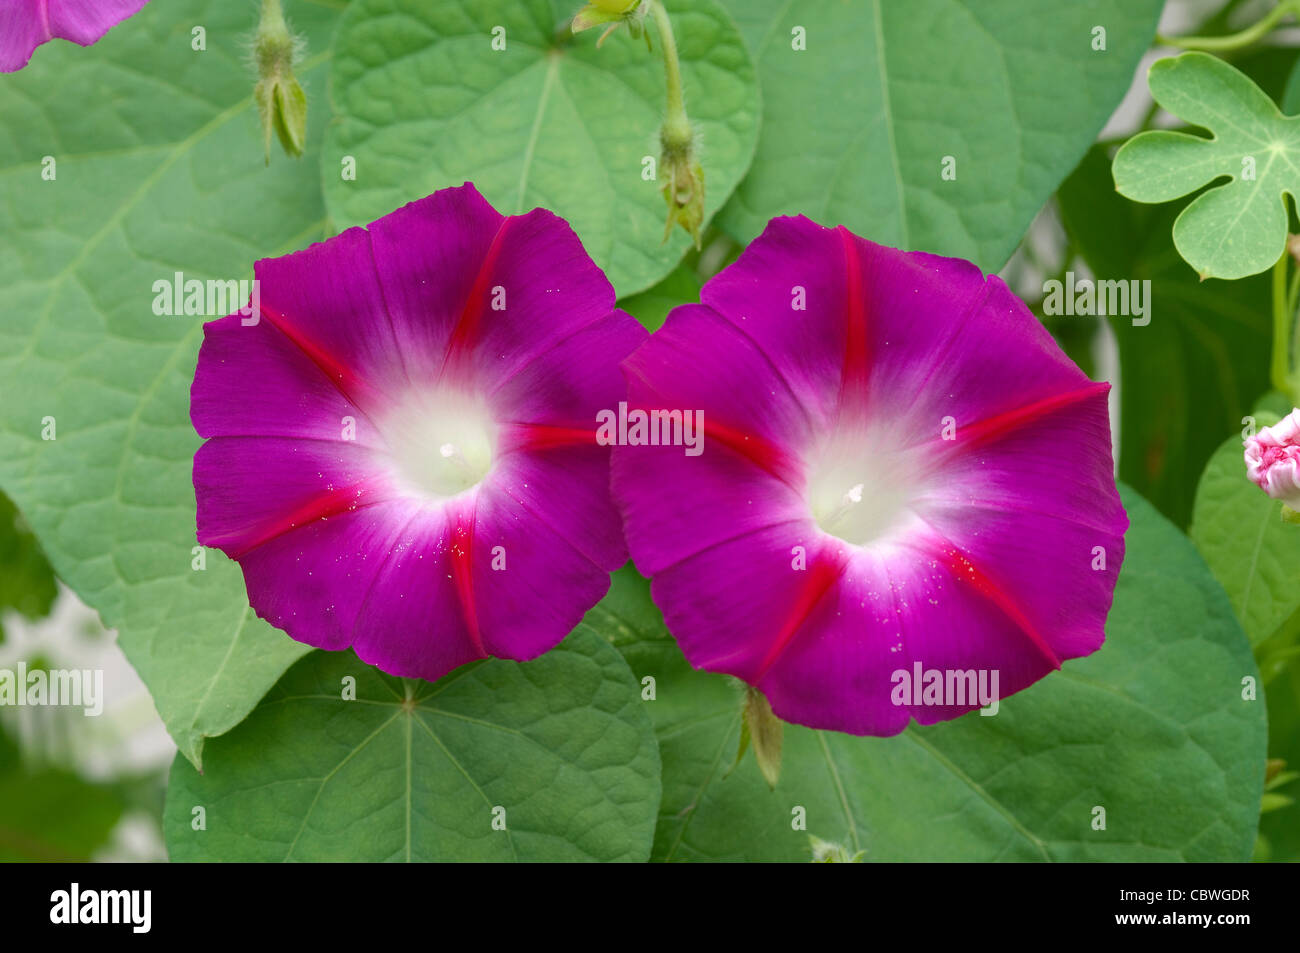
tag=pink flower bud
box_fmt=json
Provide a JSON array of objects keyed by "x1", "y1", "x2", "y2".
[{"x1": 1245, "y1": 410, "x2": 1300, "y2": 507}]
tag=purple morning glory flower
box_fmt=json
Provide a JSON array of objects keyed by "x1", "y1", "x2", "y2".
[
  {"x1": 191, "y1": 184, "x2": 646, "y2": 682},
  {"x1": 611, "y1": 215, "x2": 1127, "y2": 736},
  {"x1": 0, "y1": 0, "x2": 150, "y2": 72}
]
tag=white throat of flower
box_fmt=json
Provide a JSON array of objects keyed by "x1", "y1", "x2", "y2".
[
  {"x1": 379, "y1": 387, "x2": 497, "y2": 501},
  {"x1": 805, "y1": 424, "x2": 927, "y2": 548}
]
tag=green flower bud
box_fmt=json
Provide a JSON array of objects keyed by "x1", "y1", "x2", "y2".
[
  {"x1": 660, "y1": 126, "x2": 704, "y2": 249},
  {"x1": 732, "y1": 684, "x2": 781, "y2": 788},
  {"x1": 809, "y1": 836, "x2": 866, "y2": 863},
  {"x1": 572, "y1": 0, "x2": 646, "y2": 46},
  {"x1": 253, "y1": 0, "x2": 306, "y2": 163}
]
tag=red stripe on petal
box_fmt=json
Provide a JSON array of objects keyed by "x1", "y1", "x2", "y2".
[
  {"x1": 701, "y1": 417, "x2": 804, "y2": 488},
  {"x1": 448, "y1": 504, "x2": 488, "y2": 659},
  {"x1": 498, "y1": 422, "x2": 596, "y2": 454},
  {"x1": 226, "y1": 481, "x2": 379, "y2": 559},
  {"x1": 837, "y1": 226, "x2": 870, "y2": 413},
  {"x1": 754, "y1": 545, "x2": 850, "y2": 682},
  {"x1": 937, "y1": 545, "x2": 1062, "y2": 670},
  {"x1": 613, "y1": 385, "x2": 805, "y2": 488},
  {"x1": 255, "y1": 302, "x2": 378, "y2": 411},
  {"x1": 440, "y1": 218, "x2": 513, "y2": 381},
  {"x1": 946, "y1": 382, "x2": 1110, "y2": 452}
]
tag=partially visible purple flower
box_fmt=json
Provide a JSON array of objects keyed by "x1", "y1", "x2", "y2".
[
  {"x1": 611, "y1": 215, "x2": 1127, "y2": 736},
  {"x1": 0, "y1": 0, "x2": 150, "y2": 72},
  {"x1": 1246, "y1": 409, "x2": 1300, "y2": 508},
  {"x1": 191, "y1": 184, "x2": 646, "y2": 682}
]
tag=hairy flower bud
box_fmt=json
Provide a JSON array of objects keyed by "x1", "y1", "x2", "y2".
[
  {"x1": 809, "y1": 836, "x2": 866, "y2": 863},
  {"x1": 572, "y1": 0, "x2": 648, "y2": 48},
  {"x1": 660, "y1": 128, "x2": 704, "y2": 248},
  {"x1": 253, "y1": 0, "x2": 306, "y2": 163},
  {"x1": 738, "y1": 685, "x2": 782, "y2": 788}
]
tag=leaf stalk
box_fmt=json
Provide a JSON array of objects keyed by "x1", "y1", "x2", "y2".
[{"x1": 1157, "y1": 0, "x2": 1300, "y2": 52}]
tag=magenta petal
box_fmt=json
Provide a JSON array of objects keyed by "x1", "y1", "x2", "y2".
[
  {"x1": 915, "y1": 402, "x2": 1126, "y2": 663},
  {"x1": 191, "y1": 185, "x2": 644, "y2": 683},
  {"x1": 253, "y1": 226, "x2": 408, "y2": 412},
  {"x1": 367, "y1": 184, "x2": 618, "y2": 388},
  {"x1": 48, "y1": 0, "x2": 148, "y2": 43},
  {"x1": 759, "y1": 545, "x2": 1071, "y2": 736},
  {"x1": 647, "y1": 521, "x2": 829, "y2": 681},
  {"x1": 699, "y1": 217, "x2": 854, "y2": 431},
  {"x1": 1, "y1": 0, "x2": 149, "y2": 72},
  {"x1": 191, "y1": 313, "x2": 381, "y2": 448},
  {"x1": 648, "y1": 522, "x2": 1077, "y2": 736},
  {"x1": 0, "y1": 1, "x2": 47, "y2": 73},
  {"x1": 345, "y1": 503, "x2": 482, "y2": 681},
  {"x1": 611, "y1": 215, "x2": 1127, "y2": 736},
  {"x1": 613, "y1": 304, "x2": 811, "y2": 574},
  {"x1": 193, "y1": 436, "x2": 397, "y2": 557},
  {"x1": 861, "y1": 255, "x2": 1097, "y2": 435},
  {"x1": 488, "y1": 309, "x2": 647, "y2": 569},
  {"x1": 235, "y1": 500, "x2": 438, "y2": 653},
  {"x1": 464, "y1": 477, "x2": 614, "y2": 661},
  {"x1": 457, "y1": 205, "x2": 622, "y2": 388},
  {"x1": 490, "y1": 309, "x2": 644, "y2": 428},
  {"x1": 623, "y1": 304, "x2": 815, "y2": 456},
  {"x1": 492, "y1": 448, "x2": 629, "y2": 571},
  {"x1": 364, "y1": 184, "x2": 507, "y2": 383}
]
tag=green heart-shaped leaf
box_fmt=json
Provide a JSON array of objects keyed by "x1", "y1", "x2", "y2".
[
  {"x1": 322, "y1": 0, "x2": 760, "y2": 297},
  {"x1": 717, "y1": 0, "x2": 1163, "y2": 271},
  {"x1": 0, "y1": 0, "x2": 343, "y2": 767},
  {"x1": 163, "y1": 628, "x2": 661, "y2": 862}
]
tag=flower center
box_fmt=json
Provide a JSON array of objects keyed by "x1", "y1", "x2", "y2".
[
  {"x1": 805, "y1": 426, "x2": 925, "y2": 548},
  {"x1": 378, "y1": 387, "x2": 497, "y2": 500}
]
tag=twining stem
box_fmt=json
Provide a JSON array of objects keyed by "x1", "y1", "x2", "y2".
[
  {"x1": 1273, "y1": 250, "x2": 1290, "y2": 395},
  {"x1": 1157, "y1": 0, "x2": 1300, "y2": 51},
  {"x1": 649, "y1": 1, "x2": 691, "y2": 150}
]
